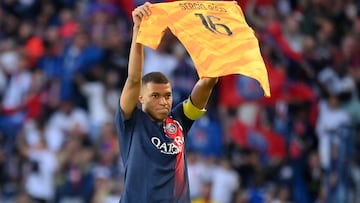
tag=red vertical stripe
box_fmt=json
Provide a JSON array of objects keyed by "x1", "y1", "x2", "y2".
[
  {"x1": 174, "y1": 151, "x2": 186, "y2": 198},
  {"x1": 165, "y1": 117, "x2": 187, "y2": 199}
]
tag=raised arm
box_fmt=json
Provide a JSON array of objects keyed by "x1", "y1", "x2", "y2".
[
  {"x1": 190, "y1": 77, "x2": 218, "y2": 110},
  {"x1": 120, "y1": 2, "x2": 152, "y2": 119}
]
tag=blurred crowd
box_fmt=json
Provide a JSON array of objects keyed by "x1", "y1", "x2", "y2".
[{"x1": 1, "y1": 0, "x2": 360, "y2": 203}]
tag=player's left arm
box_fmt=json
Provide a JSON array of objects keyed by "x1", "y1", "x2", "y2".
[{"x1": 183, "y1": 77, "x2": 218, "y2": 120}]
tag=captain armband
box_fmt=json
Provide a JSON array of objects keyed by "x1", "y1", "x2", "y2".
[{"x1": 182, "y1": 97, "x2": 206, "y2": 120}]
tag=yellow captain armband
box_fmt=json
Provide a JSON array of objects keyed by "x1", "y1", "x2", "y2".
[{"x1": 182, "y1": 97, "x2": 207, "y2": 120}]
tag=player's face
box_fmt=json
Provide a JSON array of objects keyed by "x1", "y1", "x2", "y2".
[{"x1": 140, "y1": 82, "x2": 173, "y2": 122}]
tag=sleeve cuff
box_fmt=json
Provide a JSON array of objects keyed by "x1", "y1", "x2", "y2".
[{"x1": 182, "y1": 97, "x2": 206, "y2": 120}]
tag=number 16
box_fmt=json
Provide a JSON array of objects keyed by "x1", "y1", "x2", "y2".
[{"x1": 195, "y1": 13, "x2": 232, "y2": 36}]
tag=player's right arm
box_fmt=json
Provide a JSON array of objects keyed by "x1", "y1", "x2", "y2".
[{"x1": 120, "y1": 2, "x2": 152, "y2": 119}]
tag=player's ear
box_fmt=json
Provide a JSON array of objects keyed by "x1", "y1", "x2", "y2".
[{"x1": 139, "y1": 95, "x2": 144, "y2": 104}]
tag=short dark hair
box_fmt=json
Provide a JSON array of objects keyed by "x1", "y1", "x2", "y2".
[{"x1": 142, "y1": 72, "x2": 170, "y2": 85}]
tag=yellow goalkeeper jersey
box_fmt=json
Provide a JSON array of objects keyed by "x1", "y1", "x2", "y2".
[{"x1": 137, "y1": 1, "x2": 270, "y2": 97}]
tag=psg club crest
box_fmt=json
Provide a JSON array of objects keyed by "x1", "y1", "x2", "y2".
[{"x1": 165, "y1": 123, "x2": 177, "y2": 135}]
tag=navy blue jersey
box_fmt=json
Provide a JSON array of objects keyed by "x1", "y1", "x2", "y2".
[{"x1": 115, "y1": 102, "x2": 194, "y2": 203}]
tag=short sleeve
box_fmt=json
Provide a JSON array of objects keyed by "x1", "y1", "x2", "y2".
[
  {"x1": 136, "y1": 4, "x2": 170, "y2": 49},
  {"x1": 115, "y1": 104, "x2": 139, "y2": 162},
  {"x1": 115, "y1": 105, "x2": 126, "y2": 137}
]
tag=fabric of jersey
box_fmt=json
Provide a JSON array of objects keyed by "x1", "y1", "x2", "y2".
[
  {"x1": 136, "y1": 1, "x2": 270, "y2": 97},
  {"x1": 115, "y1": 101, "x2": 195, "y2": 203}
]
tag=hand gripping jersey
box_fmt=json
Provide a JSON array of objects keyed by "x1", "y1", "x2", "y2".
[
  {"x1": 116, "y1": 99, "x2": 205, "y2": 203},
  {"x1": 137, "y1": 1, "x2": 271, "y2": 97}
]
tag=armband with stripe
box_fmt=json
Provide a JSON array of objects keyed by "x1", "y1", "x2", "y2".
[{"x1": 182, "y1": 97, "x2": 206, "y2": 120}]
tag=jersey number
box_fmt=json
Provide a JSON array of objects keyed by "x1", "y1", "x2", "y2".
[{"x1": 195, "y1": 13, "x2": 232, "y2": 36}]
